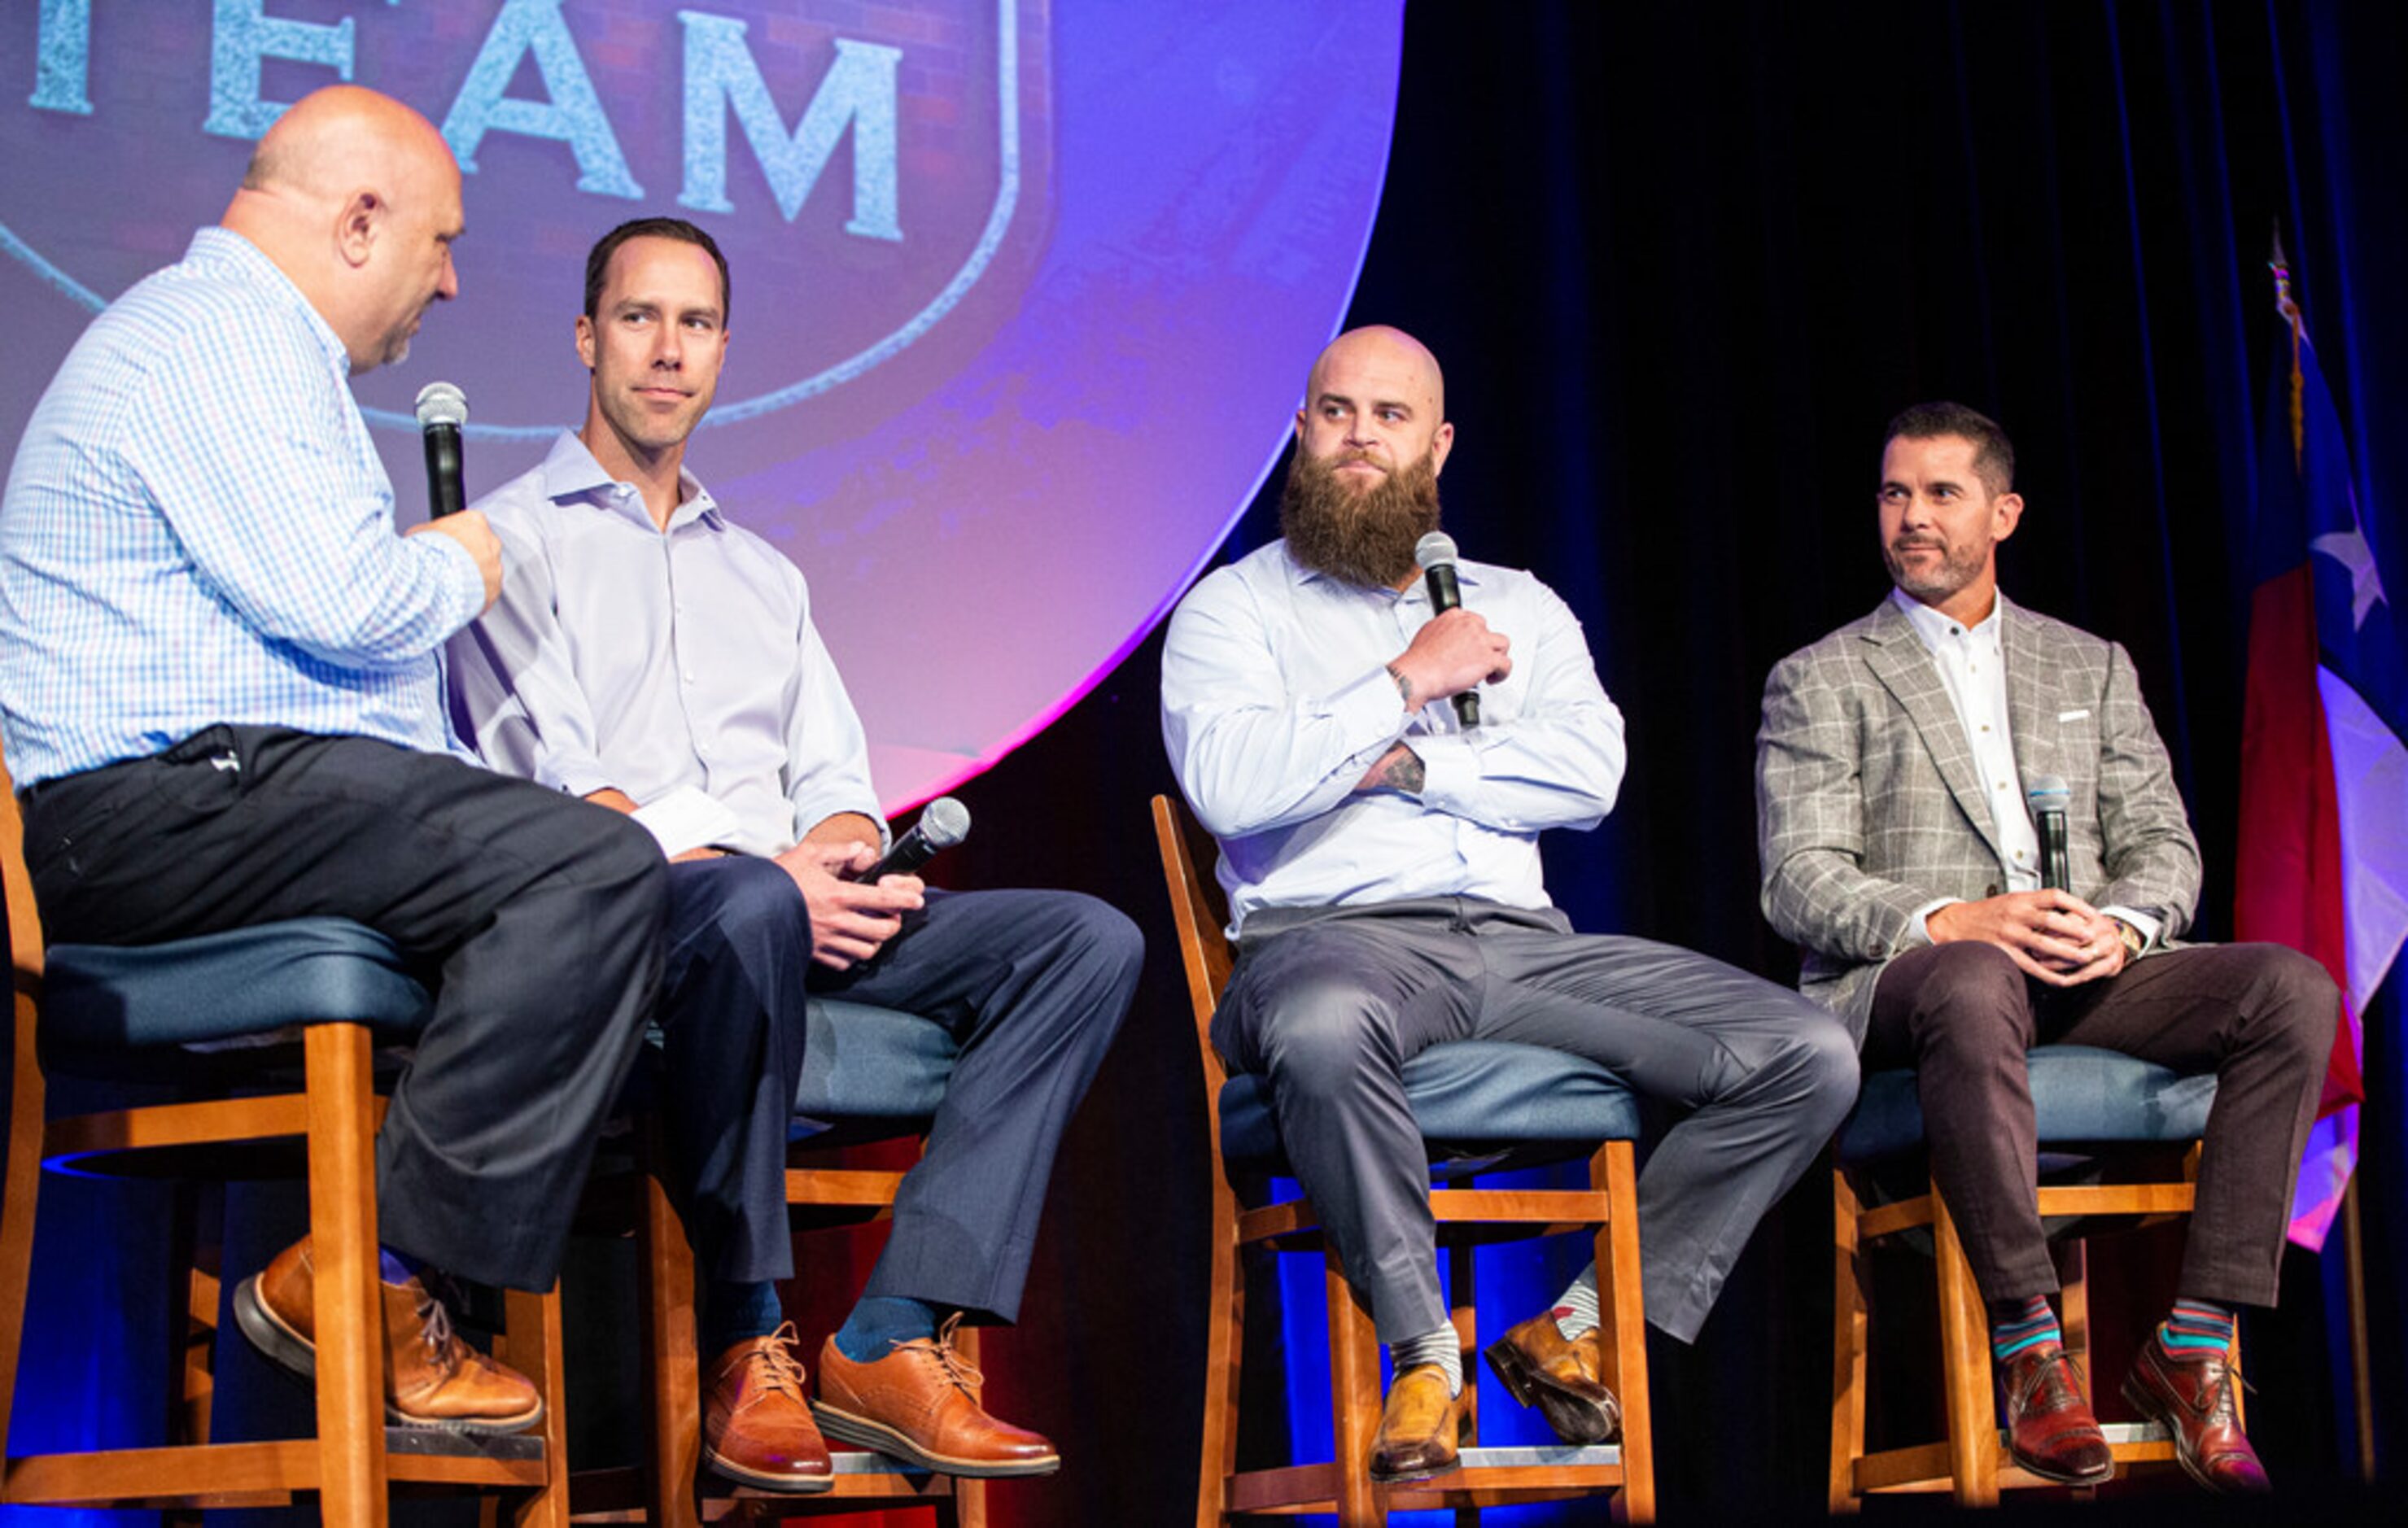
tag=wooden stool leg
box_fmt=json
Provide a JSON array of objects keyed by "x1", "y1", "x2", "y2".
[
  {"x1": 637, "y1": 1150, "x2": 702, "y2": 1528},
  {"x1": 1597, "y1": 1142, "x2": 1653, "y2": 1526},
  {"x1": 0, "y1": 999, "x2": 50, "y2": 1475},
  {"x1": 1326, "y1": 1251, "x2": 1386, "y2": 1528},
  {"x1": 1829, "y1": 1168, "x2": 1865, "y2": 1515},
  {"x1": 304, "y1": 1020, "x2": 391, "y2": 1528},
  {"x1": 952, "y1": 1325, "x2": 988, "y2": 1528},
  {"x1": 1930, "y1": 1183, "x2": 1999, "y2": 1508},
  {"x1": 1197, "y1": 1181, "x2": 1242, "y2": 1527},
  {"x1": 1447, "y1": 1238, "x2": 1477, "y2": 1528},
  {"x1": 502, "y1": 1284, "x2": 570, "y2": 1528},
  {"x1": 2056, "y1": 1240, "x2": 2090, "y2": 1369}
]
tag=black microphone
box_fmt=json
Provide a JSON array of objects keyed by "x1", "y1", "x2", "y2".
[
  {"x1": 414, "y1": 382, "x2": 468, "y2": 518},
  {"x1": 1413, "y1": 531, "x2": 1479, "y2": 729},
  {"x1": 859, "y1": 796, "x2": 971, "y2": 881},
  {"x1": 2027, "y1": 775, "x2": 2072, "y2": 892}
]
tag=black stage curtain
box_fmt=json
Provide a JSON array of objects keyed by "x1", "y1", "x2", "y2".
[{"x1": 953, "y1": 2, "x2": 2406, "y2": 1523}]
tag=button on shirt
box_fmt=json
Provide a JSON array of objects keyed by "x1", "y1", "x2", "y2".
[
  {"x1": 446, "y1": 432, "x2": 879, "y2": 858},
  {"x1": 1161, "y1": 539, "x2": 1625, "y2": 935},
  {"x1": 0, "y1": 228, "x2": 486, "y2": 785}
]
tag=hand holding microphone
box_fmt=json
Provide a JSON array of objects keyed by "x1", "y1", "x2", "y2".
[
  {"x1": 856, "y1": 796, "x2": 971, "y2": 882},
  {"x1": 2026, "y1": 774, "x2": 2072, "y2": 893},
  {"x1": 1395, "y1": 532, "x2": 1507, "y2": 726}
]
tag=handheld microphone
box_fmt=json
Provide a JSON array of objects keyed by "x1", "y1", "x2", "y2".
[
  {"x1": 414, "y1": 382, "x2": 468, "y2": 518},
  {"x1": 2026, "y1": 774, "x2": 2072, "y2": 893},
  {"x1": 859, "y1": 797, "x2": 970, "y2": 882},
  {"x1": 1412, "y1": 531, "x2": 1480, "y2": 728}
]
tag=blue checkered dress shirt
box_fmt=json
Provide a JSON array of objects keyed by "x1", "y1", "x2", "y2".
[{"x1": 0, "y1": 228, "x2": 484, "y2": 787}]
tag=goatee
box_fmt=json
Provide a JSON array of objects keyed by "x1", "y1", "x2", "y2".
[{"x1": 1280, "y1": 447, "x2": 1443, "y2": 589}]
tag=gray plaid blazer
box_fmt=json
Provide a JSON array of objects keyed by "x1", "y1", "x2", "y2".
[{"x1": 1755, "y1": 593, "x2": 2200, "y2": 1042}]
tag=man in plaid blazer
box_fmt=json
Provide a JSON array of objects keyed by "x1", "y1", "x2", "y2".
[{"x1": 1755, "y1": 402, "x2": 2336, "y2": 1495}]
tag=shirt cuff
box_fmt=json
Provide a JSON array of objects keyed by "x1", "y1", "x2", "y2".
[
  {"x1": 1908, "y1": 897, "x2": 1961, "y2": 949},
  {"x1": 425, "y1": 530, "x2": 488, "y2": 629},
  {"x1": 535, "y1": 754, "x2": 618, "y2": 800},
  {"x1": 1415, "y1": 735, "x2": 1479, "y2": 814},
  {"x1": 2101, "y1": 906, "x2": 2161, "y2": 951}
]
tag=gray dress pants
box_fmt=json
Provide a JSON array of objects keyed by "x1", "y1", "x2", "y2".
[{"x1": 1213, "y1": 898, "x2": 1858, "y2": 1344}]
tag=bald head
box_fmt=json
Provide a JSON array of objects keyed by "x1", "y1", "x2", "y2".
[
  {"x1": 1293, "y1": 323, "x2": 1454, "y2": 489},
  {"x1": 221, "y1": 85, "x2": 464, "y2": 373},
  {"x1": 1306, "y1": 325, "x2": 1447, "y2": 422}
]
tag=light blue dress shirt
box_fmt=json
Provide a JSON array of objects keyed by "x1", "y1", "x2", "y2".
[
  {"x1": 0, "y1": 228, "x2": 486, "y2": 786},
  {"x1": 1161, "y1": 539, "x2": 1626, "y2": 935},
  {"x1": 447, "y1": 432, "x2": 881, "y2": 858}
]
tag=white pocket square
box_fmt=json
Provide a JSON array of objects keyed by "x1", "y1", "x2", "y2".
[{"x1": 2057, "y1": 709, "x2": 2091, "y2": 723}]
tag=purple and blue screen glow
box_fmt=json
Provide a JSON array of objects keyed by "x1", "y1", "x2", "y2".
[{"x1": 2, "y1": 0, "x2": 1402, "y2": 810}]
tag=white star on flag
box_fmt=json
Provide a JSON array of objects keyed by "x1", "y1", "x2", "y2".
[{"x1": 2312, "y1": 520, "x2": 2388, "y2": 630}]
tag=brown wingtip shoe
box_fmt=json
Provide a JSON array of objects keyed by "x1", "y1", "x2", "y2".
[
  {"x1": 2122, "y1": 1337, "x2": 2270, "y2": 1495},
  {"x1": 702, "y1": 1322, "x2": 835, "y2": 1493},
  {"x1": 232, "y1": 1235, "x2": 543, "y2": 1434},
  {"x1": 812, "y1": 1314, "x2": 1060, "y2": 1478},
  {"x1": 1367, "y1": 1364, "x2": 1468, "y2": 1484},
  {"x1": 1484, "y1": 1312, "x2": 1620, "y2": 1444},
  {"x1": 2000, "y1": 1342, "x2": 2113, "y2": 1486}
]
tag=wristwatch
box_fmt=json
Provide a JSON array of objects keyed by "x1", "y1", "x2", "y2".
[{"x1": 2109, "y1": 917, "x2": 2146, "y2": 962}]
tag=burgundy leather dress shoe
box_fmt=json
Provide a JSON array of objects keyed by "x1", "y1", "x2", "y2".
[
  {"x1": 813, "y1": 1314, "x2": 1060, "y2": 1478},
  {"x1": 233, "y1": 1235, "x2": 542, "y2": 1433},
  {"x1": 1367, "y1": 1365, "x2": 1467, "y2": 1484},
  {"x1": 1483, "y1": 1312, "x2": 1620, "y2": 1444},
  {"x1": 703, "y1": 1323, "x2": 834, "y2": 1492},
  {"x1": 2122, "y1": 1337, "x2": 2270, "y2": 1494},
  {"x1": 2000, "y1": 1342, "x2": 2113, "y2": 1485}
]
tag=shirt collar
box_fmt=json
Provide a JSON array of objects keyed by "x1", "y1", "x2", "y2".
[
  {"x1": 1282, "y1": 538, "x2": 1488, "y2": 600},
  {"x1": 189, "y1": 227, "x2": 351, "y2": 377},
  {"x1": 1890, "y1": 583, "x2": 2003, "y2": 654},
  {"x1": 535, "y1": 430, "x2": 720, "y2": 531}
]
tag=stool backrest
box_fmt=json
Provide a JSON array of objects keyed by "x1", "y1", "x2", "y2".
[{"x1": 0, "y1": 755, "x2": 42, "y2": 979}]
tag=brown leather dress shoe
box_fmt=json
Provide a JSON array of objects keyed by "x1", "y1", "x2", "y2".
[
  {"x1": 703, "y1": 1323, "x2": 835, "y2": 1492},
  {"x1": 232, "y1": 1235, "x2": 542, "y2": 1433},
  {"x1": 2122, "y1": 1337, "x2": 2270, "y2": 1494},
  {"x1": 1367, "y1": 1364, "x2": 1468, "y2": 1484},
  {"x1": 1999, "y1": 1342, "x2": 2113, "y2": 1485},
  {"x1": 1484, "y1": 1312, "x2": 1620, "y2": 1444},
  {"x1": 812, "y1": 1314, "x2": 1060, "y2": 1478}
]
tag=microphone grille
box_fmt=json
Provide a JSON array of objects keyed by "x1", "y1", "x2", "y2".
[
  {"x1": 414, "y1": 381, "x2": 468, "y2": 430},
  {"x1": 2026, "y1": 774, "x2": 2070, "y2": 807},
  {"x1": 917, "y1": 796, "x2": 972, "y2": 849},
  {"x1": 1414, "y1": 531, "x2": 1459, "y2": 571}
]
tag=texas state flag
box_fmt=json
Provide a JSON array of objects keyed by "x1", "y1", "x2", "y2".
[{"x1": 2237, "y1": 256, "x2": 2406, "y2": 1248}]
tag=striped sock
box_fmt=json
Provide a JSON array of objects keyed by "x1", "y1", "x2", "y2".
[
  {"x1": 1390, "y1": 1327, "x2": 1464, "y2": 1397},
  {"x1": 2157, "y1": 1299, "x2": 2235, "y2": 1353},
  {"x1": 1989, "y1": 1294, "x2": 2061, "y2": 1364},
  {"x1": 1551, "y1": 1263, "x2": 1601, "y2": 1339}
]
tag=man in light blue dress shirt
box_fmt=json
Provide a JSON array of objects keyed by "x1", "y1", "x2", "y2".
[
  {"x1": 0, "y1": 88, "x2": 667, "y2": 1433},
  {"x1": 1160, "y1": 326, "x2": 1859, "y2": 1484},
  {"x1": 446, "y1": 219, "x2": 1139, "y2": 1492}
]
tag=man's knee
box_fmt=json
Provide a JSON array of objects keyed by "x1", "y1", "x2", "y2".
[
  {"x1": 2231, "y1": 943, "x2": 2341, "y2": 1063},
  {"x1": 673, "y1": 854, "x2": 805, "y2": 958},
  {"x1": 1034, "y1": 890, "x2": 1144, "y2": 990},
  {"x1": 1788, "y1": 1016, "x2": 1862, "y2": 1119},
  {"x1": 1241, "y1": 963, "x2": 1399, "y2": 1101}
]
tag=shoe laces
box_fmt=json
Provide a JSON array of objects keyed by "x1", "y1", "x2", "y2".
[
  {"x1": 408, "y1": 1281, "x2": 464, "y2": 1381},
  {"x1": 2012, "y1": 1347, "x2": 2087, "y2": 1413},
  {"x1": 891, "y1": 1312, "x2": 983, "y2": 1397},
  {"x1": 741, "y1": 1321, "x2": 810, "y2": 1406}
]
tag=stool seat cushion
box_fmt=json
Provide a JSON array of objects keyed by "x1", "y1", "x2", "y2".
[
  {"x1": 790, "y1": 998, "x2": 958, "y2": 1126},
  {"x1": 39, "y1": 917, "x2": 432, "y2": 1062},
  {"x1": 1840, "y1": 1043, "x2": 2218, "y2": 1165},
  {"x1": 1219, "y1": 1039, "x2": 1641, "y2": 1172}
]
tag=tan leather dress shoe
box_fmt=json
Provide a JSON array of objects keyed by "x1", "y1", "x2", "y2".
[
  {"x1": 1484, "y1": 1312, "x2": 1620, "y2": 1444},
  {"x1": 232, "y1": 1235, "x2": 542, "y2": 1433},
  {"x1": 813, "y1": 1313, "x2": 1060, "y2": 1478},
  {"x1": 1367, "y1": 1364, "x2": 1467, "y2": 1483},
  {"x1": 2001, "y1": 1342, "x2": 2113, "y2": 1485},
  {"x1": 703, "y1": 1323, "x2": 835, "y2": 1492}
]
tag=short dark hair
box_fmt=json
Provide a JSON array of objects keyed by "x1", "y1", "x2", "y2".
[
  {"x1": 1885, "y1": 400, "x2": 2014, "y2": 496},
  {"x1": 583, "y1": 217, "x2": 730, "y2": 322}
]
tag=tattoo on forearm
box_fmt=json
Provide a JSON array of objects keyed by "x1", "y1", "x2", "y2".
[
  {"x1": 1386, "y1": 662, "x2": 1414, "y2": 706},
  {"x1": 1377, "y1": 745, "x2": 1427, "y2": 795}
]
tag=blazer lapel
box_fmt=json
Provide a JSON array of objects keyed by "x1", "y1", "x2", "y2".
[
  {"x1": 2001, "y1": 596, "x2": 2058, "y2": 792},
  {"x1": 1860, "y1": 598, "x2": 2006, "y2": 862}
]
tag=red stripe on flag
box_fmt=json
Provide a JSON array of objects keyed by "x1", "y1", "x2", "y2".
[{"x1": 2235, "y1": 564, "x2": 2364, "y2": 1110}]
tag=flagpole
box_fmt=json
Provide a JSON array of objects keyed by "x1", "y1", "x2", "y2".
[{"x1": 2342, "y1": 1175, "x2": 2374, "y2": 1480}]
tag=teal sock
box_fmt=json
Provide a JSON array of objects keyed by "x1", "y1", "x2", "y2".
[
  {"x1": 701, "y1": 1279, "x2": 785, "y2": 1356},
  {"x1": 834, "y1": 1295, "x2": 940, "y2": 1363},
  {"x1": 2158, "y1": 1298, "x2": 2235, "y2": 1352},
  {"x1": 1989, "y1": 1294, "x2": 2061, "y2": 1364}
]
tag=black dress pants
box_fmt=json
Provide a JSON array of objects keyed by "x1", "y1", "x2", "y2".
[{"x1": 21, "y1": 724, "x2": 666, "y2": 1291}]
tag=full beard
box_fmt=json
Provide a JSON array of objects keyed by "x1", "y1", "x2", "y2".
[{"x1": 1280, "y1": 447, "x2": 1443, "y2": 589}]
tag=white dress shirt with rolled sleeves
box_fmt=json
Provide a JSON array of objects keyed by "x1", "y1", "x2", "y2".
[
  {"x1": 1161, "y1": 539, "x2": 1625, "y2": 936},
  {"x1": 446, "y1": 431, "x2": 881, "y2": 858}
]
